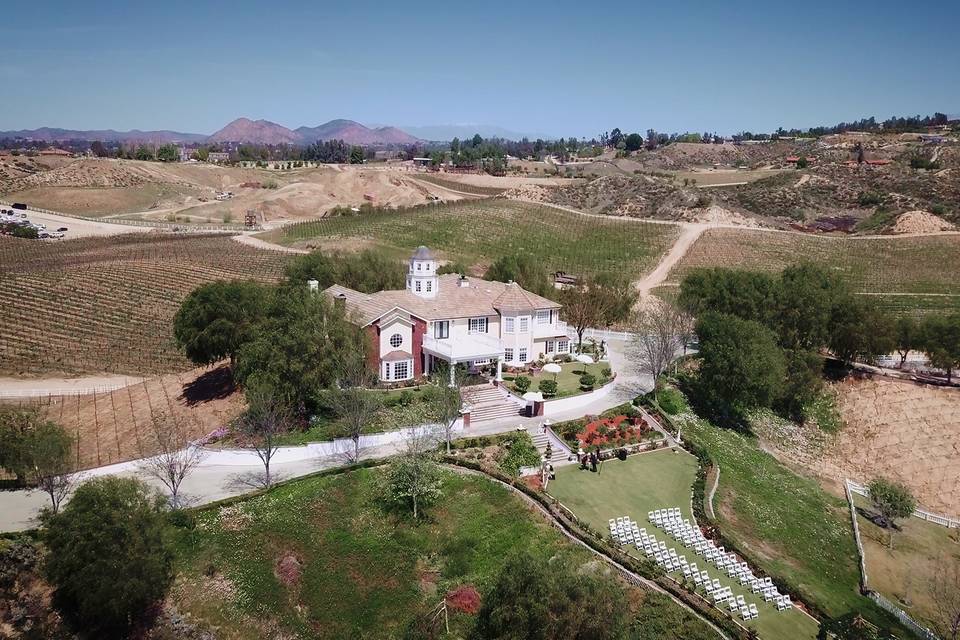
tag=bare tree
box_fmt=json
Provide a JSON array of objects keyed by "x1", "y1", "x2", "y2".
[
  {"x1": 433, "y1": 365, "x2": 466, "y2": 454},
  {"x1": 631, "y1": 301, "x2": 690, "y2": 400},
  {"x1": 137, "y1": 412, "x2": 207, "y2": 509},
  {"x1": 336, "y1": 387, "x2": 382, "y2": 463},
  {"x1": 335, "y1": 352, "x2": 381, "y2": 464},
  {"x1": 929, "y1": 558, "x2": 960, "y2": 640},
  {"x1": 236, "y1": 382, "x2": 294, "y2": 487},
  {"x1": 560, "y1": 281, "x2": 601, "y2": 352}
]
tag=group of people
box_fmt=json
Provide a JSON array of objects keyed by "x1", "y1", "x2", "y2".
[{"x1": 580, "y1": 450, "x2": 602, "y2": 473}]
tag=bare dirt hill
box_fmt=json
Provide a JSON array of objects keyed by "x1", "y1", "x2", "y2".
[
  {"x1": 0, "y1": 159, "x2": 458, "y2": 221},
  {"x1": 757, "y1": 376, "x2": 960, "y2": 518}
]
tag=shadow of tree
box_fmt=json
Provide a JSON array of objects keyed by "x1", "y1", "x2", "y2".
[{"x1": 180, "y1": 365, "x2": 236, "y2": 406}]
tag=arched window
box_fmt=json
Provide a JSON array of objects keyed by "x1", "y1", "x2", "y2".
[{"x1": 390, "y1": 334, "x2": 403, "y2": 348}]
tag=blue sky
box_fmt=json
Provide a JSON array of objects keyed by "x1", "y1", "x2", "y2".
[{"x1": 1, "y1": 0, "x2": 958, "y2": 138}]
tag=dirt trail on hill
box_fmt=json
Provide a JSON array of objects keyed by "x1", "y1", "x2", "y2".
[
  {"x1": 231, "y1": 233, "x2": 309, "y2": 254},
  {"x1": 635, "y1": 224, "x2": 707, "y2": 298}
]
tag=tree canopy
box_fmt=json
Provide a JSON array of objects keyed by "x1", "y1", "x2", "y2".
[
  {"x1": 694, "y1": 312, "x2": 787, "y2": 426},
  {"x1": 44, "y1": 476, "x2": 173, "y2": 635},
  {"x1": 484, "y1": 253, "x2": 553, "y2": 298},
  {"x1": 284, "y1": 250, "x2": 406, "y2": 294},
  {"x1": 234, "y1": 288, "x2": 367, "y2": 414},
  {"x1": 173, "y1": 280, "x2": 269, "y2": 367}
]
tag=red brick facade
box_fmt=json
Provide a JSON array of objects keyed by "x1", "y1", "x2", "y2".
[
  {"x1": 364, "y1": 323, "x2": 380, "y2": 373},
  {"x1": 412, "y1": 317, "x2": 426, "y2": 377}
]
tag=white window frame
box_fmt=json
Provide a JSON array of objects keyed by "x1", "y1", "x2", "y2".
[
  {"x1": 504, "y1": 317, "x2": 515, "y2": 334},
  {"x1": 558, "y1": 340, "x2": 569, "y2": 353},
  {"x1": 394, "y1": 360, "x2": 410, "y2": 380},
  {"x1": 519, "y1": 316, "x2": 529, "y2": 333},
  {"x1": 416, "y1": 262, "x2": 421, "y2": 271},
  {"x1": 415, "y1": 280, "x2": 422, "y2": 292},
  {"x1": 469, "y1": 317, "x2": 488, "y2": 334},
  {"x1": 389, "y1": 333, "x2": 403, "y2": 348},
  {"x1": 434, "y1": 320, "x2": 449, "y2": 339},
  {"x1": 536, "y1": 309, "x2": 551, "y2": 325},
  {"x1": 519, "y1": 348, "x2": 528, "y2": 362},
  {"x1": 546, "y1": 340, "x2": 555, "y2": 353},
  {"x1": 504, "y1": 348, "x2": 514, "y2": 363},
  {"x1": 426, "y1": 280, "x2": 432, "y2": 292}
]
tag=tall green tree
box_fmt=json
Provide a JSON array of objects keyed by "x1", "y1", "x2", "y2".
[
  {"x1": 828, "y1": 296, "x2": 895, "y2": 365},
  {"x1": 234, "y1": 289, "x2": 368, "y2": 414},
  {"x1": 484, "y1": 253, "x2": 552, "y2": 297},
  {"x1": 775, "y1": 263, "x2": 845, "y2": 351},
  {"x1": 173, "y1": 280, "x2": 269, "y2": 368},
  {"x1": 920, "y1": 314, "x2": 960, "y2": 382},
  {"x1": 156, "y1": 143, "x2": 179, "y2": 162},
  {"x1": 44, "y1": 477, "x2": 173, "y2": 635},
  {"x1": 285, "y1": 250, "x2": 406, "y2": 294},
  {"x1": 894, "y1": 316, "x2": 919, "y2": 368},
  {"x1": 695, "y1": 313, "x2": 786, "y2": 426},
  {"x1": 677, "y1": 268, "x2": 780, "y2": 326}
]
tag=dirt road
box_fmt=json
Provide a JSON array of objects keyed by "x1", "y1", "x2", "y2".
[
  {"x1": 634, "y1": 224, "x2": 707, "y2": 298},
  {"x1": 231, "y1": 233, "x2": 309, "y2": 254},
  {"x1": 0, "y1": 375, "x2": 145, "y2": 398}
]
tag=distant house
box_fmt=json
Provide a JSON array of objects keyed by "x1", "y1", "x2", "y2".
[
  {"x1": 207, "y1": 152, "x2": 230, "y2": 163},
  {"x1": 179, "y1": 147, "x2": 198, "y2": 162},
  {"x1": 553, "y1": 271, "x2": 579, "y2": 289},
  {"x1": 39, "y1": 148, "x2": 72, "y2": 157},
  {"x1": 323, "y1": 246, "x2": 569, "y2": 384}
]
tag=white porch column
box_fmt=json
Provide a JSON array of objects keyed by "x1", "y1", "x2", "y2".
[
  {"x1": 495, "y1": 358, "x2": 503, "y2": 382},
  {"x1": 449, "y1": 360, "x2": 456, "y2": 387}
]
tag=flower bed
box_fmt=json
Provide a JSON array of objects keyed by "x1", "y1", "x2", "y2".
[{"x1": 577, "y1": 415, "x2": 651, "y2": 448}]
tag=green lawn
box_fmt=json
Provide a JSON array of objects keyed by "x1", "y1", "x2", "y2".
[
  {"x1": 673, "y1": 411, "x2": 915, "y2": 636},
  {"x1": 171, "y1": 466, "x2": 719, "y2": 639},
  {"x1": 508, "y1": 361, "x2": 609, "y2": 399},
  {"x1": 547, "y1": 449, "x2": 821, "y2": 640},
  {"x1": 257, "y1": 199, "x2": 680, "y2": 281}
]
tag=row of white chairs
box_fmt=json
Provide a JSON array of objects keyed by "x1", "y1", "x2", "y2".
[
  {"x1": 649, "y1": 507, "x2": 794, "y2": 617},
  {"x1": 633, "y1": 528, "x2": 761, "y2": 619},
  {"x1": 608, "y1": 516, "x2": 642, "y2": 545}
]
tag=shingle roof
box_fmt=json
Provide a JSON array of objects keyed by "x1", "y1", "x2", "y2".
[
  {"x1": 382, "y1": 350, "x2": 413, "y2": 362},
  {"x1": 325, "y1": 274, "x2": 559, "y2": 326}
]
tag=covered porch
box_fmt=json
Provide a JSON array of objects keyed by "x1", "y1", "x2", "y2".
[{"x1": 422, "y1": 333, "x2": 505, "y2": 385}]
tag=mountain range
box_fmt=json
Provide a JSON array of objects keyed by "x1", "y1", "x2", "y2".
[{"x1": 0, "y1": 118, "x2": 422, "y2": 146}]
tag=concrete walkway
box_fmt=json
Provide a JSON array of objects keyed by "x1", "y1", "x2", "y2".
[{"x1": 0, "y1": 341, "x2": 649, "y2": 533}]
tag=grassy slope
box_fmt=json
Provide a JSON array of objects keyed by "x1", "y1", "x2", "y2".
[
  {"x1": 664, "y1": 228, "x2": 960, "y2": 315},
  {"x1": 258, "y1": 199, "x2": 680, "y2": 280},
  {"x1": 548, "y1": 450, "x2": 820, "y2": 640},
  {"x1": 172, "y1": 467, "x2": 719, "y2": 640}
]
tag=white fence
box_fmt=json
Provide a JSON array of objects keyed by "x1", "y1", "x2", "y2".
[
  {"x1": 846, "y1": 479, "x2": 960, "y2": 529},
  {"x1": 845, "y1": 479, "x2": 942, "y2": 640},
  {"x1": 0, "y1": 200, "x2": 258, "y2": 232}
]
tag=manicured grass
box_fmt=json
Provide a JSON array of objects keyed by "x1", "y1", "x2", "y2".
[
  {"x1": 257, "y1": 199, "x2": 680, "y2": 280},
  {"x1": 512, "y1": 361, "x2": 608, "y2": 398},
  {"x1": 171, "y1": 466, "x2": 719, "y2": 639},
  {"x1": 547, "y1": 450, "x2": 820, "y2": 640},
  {"x1": 854, "y1": 494, "x2": 960, "y2": 631},
  {"x1": 664, "y1": 228, "x2": 960, "y2": 315},
  {"x1": 675, "y1": 412, "x2": 908, "y2": 634}
]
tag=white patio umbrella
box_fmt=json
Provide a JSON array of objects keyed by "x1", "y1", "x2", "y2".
[
  {"x1": 575, "y1": 354, "x2": 595, "y2": 365},
  {"x1": 542, "y1": 362, "x2": 562, "y2": 381},
  {"x1": 521, "y1": 391, "x2": 544, "y2": 403}
]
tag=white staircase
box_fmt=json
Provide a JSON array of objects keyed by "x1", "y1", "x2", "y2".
[{"x1": 462, "y1": 384, "x2": 522, "y2": 424}]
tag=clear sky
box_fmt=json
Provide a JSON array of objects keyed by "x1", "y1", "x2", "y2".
[{"x1": 1, "y1": 0, "x2": 958, "y2": 138}]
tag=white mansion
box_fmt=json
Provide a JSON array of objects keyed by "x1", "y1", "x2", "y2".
[{"x1": 323, "y1": 246, "x2": 570, "y2": 383}]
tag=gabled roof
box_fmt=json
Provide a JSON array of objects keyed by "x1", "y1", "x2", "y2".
[{"x1": 325, "y1": 274, "x2": 559, "y2": 327}]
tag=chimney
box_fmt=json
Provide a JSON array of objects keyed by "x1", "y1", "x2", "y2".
[
  {"x1": 334, "y1": 293, "x2": 347, "y2": 310},
  {"x1": 307, "y1": 279, "x2": 319, "y2": 292}
]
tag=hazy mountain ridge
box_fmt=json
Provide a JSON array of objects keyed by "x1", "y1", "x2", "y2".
[{"x1": 2, "y1": 118, "x2": 423, "y2": 146}]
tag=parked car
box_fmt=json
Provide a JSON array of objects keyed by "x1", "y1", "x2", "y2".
[{"x1": 57, "y1": 227, "x2": 68, "y2": 232}]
